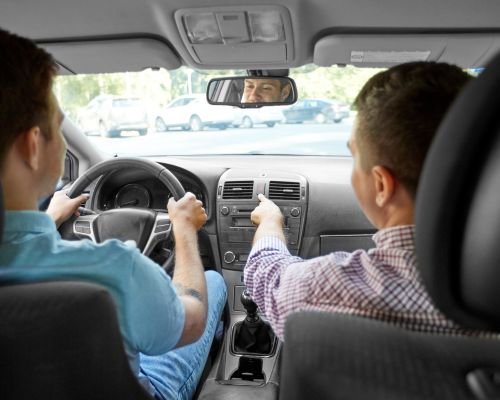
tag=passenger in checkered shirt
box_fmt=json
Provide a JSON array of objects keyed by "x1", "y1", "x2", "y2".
[{"x1": 244, "y1": 62, "x2": 476, "y2": 340}]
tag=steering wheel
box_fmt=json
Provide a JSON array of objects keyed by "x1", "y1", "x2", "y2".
[{"x1": 63, "y1": 157, "x2": 185, "y2": 267}]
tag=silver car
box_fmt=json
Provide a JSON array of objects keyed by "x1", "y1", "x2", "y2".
[
  {"x1": 154, "y1": 94, "x2": 237, "y2": 131},
  {"x1": 77, "y1": 95, "x2": 149, "y2": 138}
]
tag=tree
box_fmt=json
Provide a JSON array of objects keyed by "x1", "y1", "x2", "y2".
[{"x1": 291, "y1": 65, "x2": 382, "y2": 105}]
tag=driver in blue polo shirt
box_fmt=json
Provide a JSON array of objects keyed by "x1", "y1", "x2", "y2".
[{"x1": 0, "y1": 28, "x2": 227, "y2": 400}]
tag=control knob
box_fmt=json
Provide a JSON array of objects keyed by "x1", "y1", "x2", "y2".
[
  {"x1": 224, "y1": 251, "x2": 236, "y2": 264},
  {"x1": 220, "y1": 206, "x2": 230, "y2": 216},
  {"x1": 290, "y1": 207, "x2": 301, "y2": 217}
]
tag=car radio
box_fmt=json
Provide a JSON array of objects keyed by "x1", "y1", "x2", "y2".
[{"x1": 217, "y1": 170, "x2": 307, "y2": 271}]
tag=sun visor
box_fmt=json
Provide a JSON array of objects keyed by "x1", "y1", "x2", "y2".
[
  {"x1": 175, "y1": 5, "x2": 294, "y2": 68},
  {"x1": 40, "y1": 37, "x2": 181, "y2": 74},
  {"x1": 314, "y1": 34, "x2": 500, "y2": 68}
]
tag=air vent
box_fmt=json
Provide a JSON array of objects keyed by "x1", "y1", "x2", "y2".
[
  {"x1": 269, "y1": 181, "x2": 301, "y2": 200},
  {"x1": 223, "y1": 180, "x2": 254, "y2": 199}
]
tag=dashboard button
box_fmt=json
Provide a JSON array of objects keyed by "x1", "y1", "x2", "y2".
[
  {"x1": 224, "y1": 251, "x2": 236, "y2": 264},
  {"x1": 220, "y1": 206, "x2": 230, "y2": 216},
  {"x1": 290, "y1": 207, "x2": 301, "y2": 217}
]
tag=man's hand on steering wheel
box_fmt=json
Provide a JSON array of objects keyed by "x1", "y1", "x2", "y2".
[
  {"x1": 168, "y1": 193, "x2": 207, "y2": 233},
  {"x1": 46, "y1": 190, "x2": 90, "y2": 228}
]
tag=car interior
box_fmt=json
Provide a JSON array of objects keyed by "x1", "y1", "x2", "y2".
[{"x1": 2, "y1": 0, "x2": 500, "y2": 399}]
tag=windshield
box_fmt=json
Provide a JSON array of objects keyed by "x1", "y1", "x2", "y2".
[{"x1": 55, "y1": 65, "x2": 383, "y2": 157}]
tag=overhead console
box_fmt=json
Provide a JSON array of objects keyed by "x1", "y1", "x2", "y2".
[
  {"x1": 217, "y1": 169, "x2": 308, "y2": 271},
  {"x1": 174, "y1": 5, "x2": 295, "y2": 69}
]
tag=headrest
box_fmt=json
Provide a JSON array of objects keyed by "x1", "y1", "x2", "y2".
[{"x1": 416, "y1": 51, "x2": 500, "y2": 331}]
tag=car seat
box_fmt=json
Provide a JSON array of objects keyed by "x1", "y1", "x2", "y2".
[{"x1": 0, "y1": 184, "x2": 153, "y2": 400}]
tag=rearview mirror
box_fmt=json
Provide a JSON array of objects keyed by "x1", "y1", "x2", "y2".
[{"x1": 207, "y1": 76, "x2": 297, "y2": 108}]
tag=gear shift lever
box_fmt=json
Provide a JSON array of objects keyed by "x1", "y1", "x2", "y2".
[
  {"x1": 240, "y1": 289, "x2": 258, "y2": 322},
  {"x1": 233, "y1": 289, "x2": 275, "y2": 355}
]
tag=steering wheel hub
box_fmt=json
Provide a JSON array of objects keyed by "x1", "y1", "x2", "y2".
[{"x1": 93, "y1": 208, "x2": 156, "y2": 251}]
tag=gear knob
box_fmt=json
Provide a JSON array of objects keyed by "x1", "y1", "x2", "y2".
[{"x1": 241, "y1": 289, "x2": 258, "y2": 316}]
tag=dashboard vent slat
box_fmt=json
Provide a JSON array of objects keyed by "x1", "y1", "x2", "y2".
[
  {"x1": 223, "y1": 180, "x2": 254, "y2": 199},
  {"x1": 269, "y1": 181, "x2": 301, "y2": 200}
]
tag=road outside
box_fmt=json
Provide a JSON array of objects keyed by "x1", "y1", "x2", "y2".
[{"x1": 86, "y1": 118, "x2": 354, "y2": 157}]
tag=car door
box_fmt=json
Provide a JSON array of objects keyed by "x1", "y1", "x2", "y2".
[
  {"x1": 162, "y1": 98, "x2": 187, "y2": 127},
  {"x1": 176, "y1": 97, "x2": 198, "y2": 126},
  {"x1": 307, "y1": 100, "x2": 321, "y2": 121},
  {"x1": 78, "y1": 98, "x2": 101, "y2": 133},
  {"x1": 284, "y1": 100, "x2": 305, "y2": 122}
]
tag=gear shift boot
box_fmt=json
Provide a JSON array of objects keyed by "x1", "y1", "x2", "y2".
[
  {"x1": 233, "y1": 319, "x2": 276, "y2": 355},
  {"x1": 232, "y1": 290, "x2": 276, "y2": 356}
]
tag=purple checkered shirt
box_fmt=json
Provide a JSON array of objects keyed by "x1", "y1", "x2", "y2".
[{"x1": 244, "y1": 225, "x2": 475, "y2": 340}]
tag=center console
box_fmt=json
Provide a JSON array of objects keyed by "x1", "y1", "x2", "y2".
[
  {"x1": 199, "y1": 168, "x2": 307, "y2": 398},
  {"x1": 217, "y1": 169, "x2": 307, "y2": 271}
]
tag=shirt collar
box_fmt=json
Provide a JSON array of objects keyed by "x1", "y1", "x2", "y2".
[
  {"x1": 372, "y1": 224, "x2": 416, "y2": 250},
  {"x1": 4, "y1": 210, "x2": 57, "y2": 235}
]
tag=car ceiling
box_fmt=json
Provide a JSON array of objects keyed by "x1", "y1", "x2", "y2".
[{"x1": 2, "y1": 0, "x2": 500, "y2": 72}]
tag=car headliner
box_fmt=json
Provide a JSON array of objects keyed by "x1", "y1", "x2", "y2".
[{"x1": 1, "y1": 0, "x2": 500, "y2": 73}]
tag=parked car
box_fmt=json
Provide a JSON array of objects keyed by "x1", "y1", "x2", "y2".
[
  {"x1": 232, "y1": 107, "x2": 284, "y2": 128},
  {"x1": 283, "y1": 98, "x2": 350, "y2": 124},
  {"x1": 154, "y1": 94, "x2": 237, "y2": 131},
  {"x1": 77, "y1": 95, "x2": 149, "y2": 138}
]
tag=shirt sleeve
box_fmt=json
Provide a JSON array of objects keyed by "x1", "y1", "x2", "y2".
[
  {"x1": 123, "y1": 251, "x2": 185, "y2": 355},
  {"x1": 244, "y1": 236, "x2": 317, "y2": 340}
]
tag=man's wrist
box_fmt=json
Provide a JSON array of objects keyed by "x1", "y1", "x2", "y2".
[
  {"x1": 172, "y1": 222, "x2": 198, "y2": 237},
  {"x1": 254, "y1": 219, "x2": 285, "y2": 243},
  {"x1": 258, "y1": 218, "x2": 283, "y2": 230},
  {"x1": 46, "y1": 210, "x2": 62, "y2": 227}
]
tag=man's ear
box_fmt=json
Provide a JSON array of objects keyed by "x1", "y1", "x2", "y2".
[
  {"x1": 280, "y1": 84, "x2": 291, "y2": 101},
  {"x1": 371, "y1": 165, "x2": 396, "y2": 208},
  {"x1": 16, "y1": 127, "x2": 42, "y2": 171}
]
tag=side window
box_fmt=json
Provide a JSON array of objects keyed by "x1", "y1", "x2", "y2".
[
  {"x1": 99, "y1": 98, "x2": 110, "y2": 109},
  {"x1": 39, "y1": 151, "x2": 78, "y2": 211},
  {"x1": 86, "y1": 99, "x2": 98, "y2": 111},
  {"x1": 169, "y1": 99, "x2": 184, "y2": 108},
  {"x1": 61, "y1": 150, "x2": 78, "y2": 186}
]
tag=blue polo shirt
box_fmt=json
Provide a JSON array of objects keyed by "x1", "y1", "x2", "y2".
[{"x1": 0, "y1": 210, "x2": 185, "y2": 378}]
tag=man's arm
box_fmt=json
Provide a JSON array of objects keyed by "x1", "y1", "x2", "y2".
[
  {"x1": 251, "y1": 193, "x2": 286, "y2": 243},
  {"x1": 167, "y1": 192, "x2": 209, "y2": 347},
  {"x1": 244, "y1": 194, "x2": 311, "y2": 339}
]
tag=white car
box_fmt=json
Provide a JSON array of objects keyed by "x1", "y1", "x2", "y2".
[
  {"x1": 154, "y1": 94, "x2": 237, "y2": 131},
  {"x1": 77, "y1": 95, "x2": 149, "y2": 138},
  {"x1": 233, "y1": 107, "x2": 284, "y2": 128}
]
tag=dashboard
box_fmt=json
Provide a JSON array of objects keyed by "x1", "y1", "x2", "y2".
[{"x1": 87, "y1": 155, "x2": 376, "y2": 258}]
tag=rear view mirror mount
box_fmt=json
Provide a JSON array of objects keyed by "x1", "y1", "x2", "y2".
[{"x1": 207, "y1": 76, "x2": 297, "y2": 108}]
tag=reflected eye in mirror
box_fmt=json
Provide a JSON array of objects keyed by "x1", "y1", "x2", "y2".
[{"x1": 207, "y1": 76, "x2": 297, "y2": 108}]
